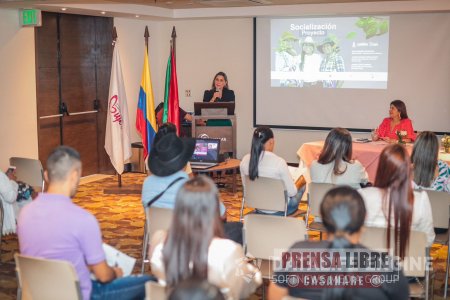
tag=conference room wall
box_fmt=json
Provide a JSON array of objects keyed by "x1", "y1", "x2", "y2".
[
  {"x1": 114, "y1": 17, "x2": 367, "y2": 162},
  {"x1": 0, "y1": 9, "x2": 38, "y2": 171}
]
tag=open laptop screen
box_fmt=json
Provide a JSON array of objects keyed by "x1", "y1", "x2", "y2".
[{"x1": 190, "y1": 139, "x2": 221, "y2": 163}]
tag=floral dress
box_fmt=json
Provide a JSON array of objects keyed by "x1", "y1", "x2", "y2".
[{"x1": 431, "y1": 160, "x2": 450, "y2": 193}]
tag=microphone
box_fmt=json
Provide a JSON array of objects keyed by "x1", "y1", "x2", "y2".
[{"x1": 215, "y1": 88, "x2": 221, "y2": 102}]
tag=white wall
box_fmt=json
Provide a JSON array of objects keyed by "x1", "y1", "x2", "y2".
[
  {"x1": 114, "y1": 17, "x2": 368, "y2": 162},
  {"x1": 0, "y1": 9, "x2": 38, "y2": 171}
]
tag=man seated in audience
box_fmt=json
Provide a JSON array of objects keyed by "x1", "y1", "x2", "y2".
[{"x1": 18, "y1": 146, "x2": 152, "y2": 300}]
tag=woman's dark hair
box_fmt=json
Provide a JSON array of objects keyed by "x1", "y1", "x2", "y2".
[
  {"x1": 163, "y1": 176, "x2": 224, "y2": 287},
  {"x1": 374, "y1": 144, "x2": 413, "y2": 259},
  {"x1": 390, "y1": 99, "x2": 408, "y2": 119},
  {"x1": 168, "y1": 279, "x2": 225, "y2": 300},
  {"x1": 210, "y1": 71, "x2": 229, "y2": 90},
  {"x1": 248, "y1": 126, "x2": 274, "y2": 180},
  {"x1": 411, "y1": 131, "x2": 439, "y2": 187},
  {"x1": 320, "y1": 186, "x2": 366, "y2": 300},
  {"x1": 321, "y1": 186, "x2": 366, "y2": 249},
  {"x1": 318, "y1": 128, "x2": 353, "y2": 176}
]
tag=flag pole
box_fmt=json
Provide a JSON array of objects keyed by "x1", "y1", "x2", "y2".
[
  {"x1": 171, "y1": 26, "x2": 176, "y2": 58},
  {"x1": 145, "y1": 26, "x2": 149, "y2": 52},
  {"x1": 111, "y1": 26, "x2": 123, "y2": 188}
]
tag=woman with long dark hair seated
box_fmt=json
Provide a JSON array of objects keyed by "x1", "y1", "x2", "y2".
[
  {"x1": 268, "y1": 186, "x2": 408, "y2": 299},
  {"x1": 359, "y1": 144, "x2": 435, "y2": 255},
  {"x1": 310, "y1": 127, "x2": 368, "y2": 189},
  {"x1": 411, "y1": 131, "x2": 450, "y2": 193},
  {"x1": 240, "y1": 126, "x2": 305, "y2": 215},
  {"x1": 149, "y1": 176, "x2": 261, "y2": 299}
]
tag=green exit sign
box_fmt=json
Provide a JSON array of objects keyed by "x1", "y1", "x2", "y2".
[{"x1": 20, "y1": 9, "x2": 42, "y2": 27}]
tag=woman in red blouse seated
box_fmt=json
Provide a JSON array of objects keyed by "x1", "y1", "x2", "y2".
[{"x1": 372, "y1": 99, "x2": 416, "y2": 142}]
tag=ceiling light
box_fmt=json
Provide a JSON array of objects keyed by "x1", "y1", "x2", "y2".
[
  {"x1": 61, "y1": 7, "x2": 67, "y2": 11},
  {"x1": 135, "y1": 15, "x2": 140, "y2": 18},
  {"x1": 100, "y1": 11, "x2": 106, "y2": 15}
]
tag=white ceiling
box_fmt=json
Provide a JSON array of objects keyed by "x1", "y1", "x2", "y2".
[{"x1": 1, "y1": 0, "x2": 449, "y2": 20}]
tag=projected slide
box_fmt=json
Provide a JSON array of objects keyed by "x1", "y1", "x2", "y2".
[{"x1": 271, "y1": 16, "x2": 390, "y2": 89}]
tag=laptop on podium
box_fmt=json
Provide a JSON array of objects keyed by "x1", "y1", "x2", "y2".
[{"x1": 189, "y1": 138, "x2": 221, "y2": 170}]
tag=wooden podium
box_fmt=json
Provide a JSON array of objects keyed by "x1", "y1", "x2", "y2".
[{"x1": 192, "y1": 103, "x2": 237, "y2": 158}]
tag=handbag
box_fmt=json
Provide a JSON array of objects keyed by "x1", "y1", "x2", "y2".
[{"x1": 146, "y1": 177, "x2": 184, "y2": 207}]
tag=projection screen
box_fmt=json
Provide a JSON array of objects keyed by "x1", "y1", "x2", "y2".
[{"x1": 254, "y1": 13, "x2": 450, "y2": 133}]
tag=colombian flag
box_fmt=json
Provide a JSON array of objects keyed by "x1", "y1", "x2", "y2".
[{"x1": 136, "y1": 48, "x2": 157, "y2": 159}]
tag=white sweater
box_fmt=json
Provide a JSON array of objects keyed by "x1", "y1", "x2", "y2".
[
  {"x1": 358, "y1": 187, "x2": 435, "y2": 246},
  {"x1": 150, "y1": 238, "x2": 262, "y2": 300},
  {"x1": 310, "y1": 160, "x2": 368, "y2": 189}
]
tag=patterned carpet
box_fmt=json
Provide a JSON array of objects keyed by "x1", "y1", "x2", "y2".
[{"x1": 0, "y1": 172, "x2": 449, "y2": 299}]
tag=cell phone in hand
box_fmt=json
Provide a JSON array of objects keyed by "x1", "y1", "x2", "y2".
[{"x1": 6, "y1": 166, "x2": 16, "y2": 174}]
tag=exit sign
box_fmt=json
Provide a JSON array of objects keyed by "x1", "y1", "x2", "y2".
[{"x1": 20, "y1": 9, "x2": 42, "y2": 27}]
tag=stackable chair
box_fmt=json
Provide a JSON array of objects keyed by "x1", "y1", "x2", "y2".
[
  {"x1": 360, "y1": 227, "x2": 432, "y2": 299},
  {"x1": 424, "y1": 190, "x2": 450, "y2": 298},
  {"x1": 9, "y1": 157, "x2": 45, "y2": 192},
  {"x1": 15, "y1": 254, "x2": 82, "y2": 300},
  {"x1": 243, "y1": 214, "x2": 307, "y2": 298},
  {"x1": 240, "y1": 176, "x2": 288, "y2": 220},
  {"x1": 145, "y1": 281, "x2": 167, "y2": 300},
  {"x1": 0, "y1": 201, "x2": 3, "y2": 255},
  {"x1": 141, "y1": 207, "x2": 173, "y2": 273},
  {"x1": 305, "y1": 182, "x2": 335, "y2": 239}
]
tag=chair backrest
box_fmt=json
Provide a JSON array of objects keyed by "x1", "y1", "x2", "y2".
[
  {"x1": 243, "y1": 214, "x2": 307, "y2": 260},
  {"x1": 15, "y1": 254, "x2": 82, "y2": 300},
  {"x1": 0, "y1": 200, "x2": 3, "y2": 252},
  {"x1": 307, "y1": 182, "x2": 336, "y2": 216},
  {"x1": 9, "y1": 157, "x2": 45, "y2": 192},
  {"x1": 244, "y1": 176, "x2": 287, "y2": 212},
  {"x1": 425, "y1": 190, "x2": 450, "y2": 229},
  {"x1": 146, "y1": 206, "x2": 174, "y2": 239},
  {"x1": 360, "y1": 227, "x2": 428, "y2": 277},
  {"x1": 145, "y1": 281, "x2": 167, "y2": 300}
]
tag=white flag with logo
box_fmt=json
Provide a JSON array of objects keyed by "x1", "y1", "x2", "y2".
[{"x1": 105, "y1": 40, "x2": 131, "y2": 174}]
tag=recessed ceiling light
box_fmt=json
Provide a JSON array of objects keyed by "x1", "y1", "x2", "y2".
[
  {"x1": 100, "y1": 11, "x2": 106, "y2": 15},
  {"x1": 61, "y1": 7, "x2": 67, "y2": 11},
  {"x1": 135, "y1": 15, "x2": 140, "y2": 18}
]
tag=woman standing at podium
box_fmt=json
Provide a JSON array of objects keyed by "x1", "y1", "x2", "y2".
[{"x1": 203, "y1": 72, "x2": 235, "y2": 103}]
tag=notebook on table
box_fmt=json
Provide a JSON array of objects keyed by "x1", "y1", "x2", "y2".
[{"x1": 190, "y1": 138, "x2": 221, "y2": 170}]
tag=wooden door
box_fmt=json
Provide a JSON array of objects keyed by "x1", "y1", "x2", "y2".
[{"x1": 36, "y1": 13, "x2": 113, "y2": 176}]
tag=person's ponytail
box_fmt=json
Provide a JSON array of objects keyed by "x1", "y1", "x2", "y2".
[
  {"x1": 248, "y1": 127, "x2": 274, "y2": 181},
  {"x1": 320, "y1": 186, "x2": 366, "y2": 300}
]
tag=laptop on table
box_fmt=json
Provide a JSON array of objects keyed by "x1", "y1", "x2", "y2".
[{"x1": 189, "y1": 138, "x2": 221, "y2": 170}]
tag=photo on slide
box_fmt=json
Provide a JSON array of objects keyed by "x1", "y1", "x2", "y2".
[{"x1": 271, "y1": 16, "x2": 390, "y2": 89}]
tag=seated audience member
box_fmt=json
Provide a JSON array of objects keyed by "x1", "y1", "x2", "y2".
[
  {"x1": 268, "y1": 186, "x2": 408, "y2": 300},
  {"x1": 411, "y1": 131, "x2": 450, "y2": 193},
  {"x1": 310, "y1": 127, "x2": 368, "y2": 188},
  {"x1": 240, "y1": 126, "x2": 305, "y2": 215},
  {"x1": 155, "y1": 102, "x2": 193, "y2": 125},
  {"x1": 0, "y1": 167, "x2": 35, "y2": 235},
  {"x1": 149, "y1": 176, "x2": 261, "y2": 300},
  {"x1": 142, "y1": 133, "x2": 240, "y2": 243},
  {"x1": 152, "y1": 123, "x2": 193, "y2": 177},
  {"x1": 372, "y1": 99, "x2": 416, "y2": 142},
  {"x1": 17, "y1": 146, "x2": 152, "y2": 300},
  {"x1": 168, "y1": 279, "x2": 225, "y2": 300},
  {"x1": 358, "y1": 144, "x2": 435, "y2": 252},
  {"x1": 142, "y1": 133, "x2": 195, "y2": 209}
]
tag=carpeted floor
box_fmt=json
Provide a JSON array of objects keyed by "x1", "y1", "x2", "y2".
[{"x1": 0, "y1": 172, "x2": 449, "y2": 299}]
